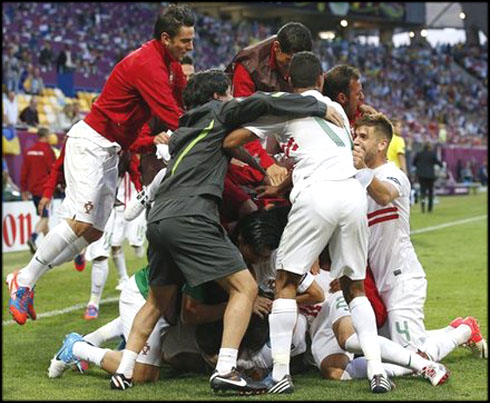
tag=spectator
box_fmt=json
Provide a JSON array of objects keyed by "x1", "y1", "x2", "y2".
[
  {"x1": 56, "y1": 44, "x2": 76, "y2": 73},
  {"x1": 20, "y1": 127, "x2": 57, "y2": 253},
  {"x1": 387, "y1": 118, "x2": 407, "y2": 174},
  {"x1": 2, "y1": 158, "x2": 21, "y2": 200},
  {"x1": 3, "y1": 91, "x2": 19, "y2": 127},
  {"x1": 56, "y1": 104, "x2": 78, "y2": 132},
  {"x1": 478, "y1": 161, "x2": 488, "y2": 186},
  {"x1": 462, "y1": 161, "x2": 474, "y2": 183},
  {"x1": 413, "y1": 142, "x2": 443, "y2": 213},
  {"x1": 24, "y1": 67, "x2": 45, "y2": 95},
  {"x1": 4, "y1": 46, "x2": 21, "y2": 92},
  {"x1": 39, "y1": 41, "x2": 54, "y2": 71},
  {"x1": 19, "y1": 97, "x2": 40, "y2": 127}
]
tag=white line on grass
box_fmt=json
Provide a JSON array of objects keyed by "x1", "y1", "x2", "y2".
[
  {"x1": 3, "y1": 215, "x2": 486, "y2": 326},
  {"x1": 2, "y1": 296, "x2": 119, "y2": 326},
  {"x1": 410, "y1": 214, "x2": 487, "y2": 235}
]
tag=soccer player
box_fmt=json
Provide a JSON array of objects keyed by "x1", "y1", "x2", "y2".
[
  {"x1": 20, "y1": 127, "x2": 57, "y2": 254},
  {"x1": 7, "y1": 5, "x2": 195, "y2": 325},
  {"x1": 351, "y1": 113, "x2": 487, "y2": 360},
  {"x1": 109, "y1": 69, "x2": 343, "y2": 394},
  {"x1": 223, "y1": 52, "x2": 392, "y2": 394},
  {"x1": 304, "y1": 268, "x2": 449, "y2": 386}
]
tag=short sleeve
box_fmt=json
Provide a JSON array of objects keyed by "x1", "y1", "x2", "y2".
[{"x1": 243, "y1": 115, "x2": 287, "y2": 142}]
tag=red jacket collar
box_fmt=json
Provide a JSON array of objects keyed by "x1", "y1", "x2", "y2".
[
  {"x1": 152, "y1": 39, "x2": 177, "y2": 67},
  {"x1": 268, "y1": 43, "x2": 289, "y2": 81}
]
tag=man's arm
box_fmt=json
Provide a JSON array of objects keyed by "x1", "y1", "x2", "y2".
[
  {"x1": 224, "y1": 145, "x2": 266, "y2": 176},
  {"x1": 220, "y1": 92, "x2": 336, "y2": 129},
  {"x1": 367, "y1": 177, "x2": 400, "y2": 206}
]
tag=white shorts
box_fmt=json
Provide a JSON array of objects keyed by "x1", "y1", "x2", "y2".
[
  {"x1": 310, "y1": 291, "x2": 353, "y2": 368},
  {"x1": 119, "y1": 276, "x2": 169, "y2": 366},
  {"x1": 378, "y1": 276, "x2": 428, "y2": 350},
  {"x1": 276, "y1": 178, "x2": 368, "y2": 280},
  {"x1": 58, "y1": 120, "x2": 119, "y2": 231},
  {"x1": 84, "y1": 209, "x2": 116, "y2": 261},
  {"x1": 112, "y1": 207, "x2": 146, "y2": 247}
]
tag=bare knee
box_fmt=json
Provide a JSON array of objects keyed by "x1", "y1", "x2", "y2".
[
  {"x1": 133, "y1": 363, "x2": 159, "y2": 383},
  {"x1": 320, "y1": 354, "x2": 351, "y2": 380},
  {"x1": 67, "y1": 219, "x2": 103, "y2": 243}
]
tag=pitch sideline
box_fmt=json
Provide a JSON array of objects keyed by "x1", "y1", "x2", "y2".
[{"x1": 3, "y1": 215, "x2": 486, "y2": 326}]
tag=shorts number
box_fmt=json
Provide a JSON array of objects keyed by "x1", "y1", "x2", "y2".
[
  {"x1": 335, "y1": 296, "x2": 349, "y2": 312},
  {"x1": 395, "y1": 320, "x2": 411, "y2": 342}
]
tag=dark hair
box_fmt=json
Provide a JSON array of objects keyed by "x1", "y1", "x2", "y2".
[
  {"x1": 353, "y1": 113, "x2": 393, "y2": 143},
  {"x1": 181, "y1": 54, "x2": 193, "y2": 65},
  {"x1": 277, "y1": 22, "x2": 312, "y2": 54},
  {"x1": 182, "y1": 69, "x2": 230, "y2": 110},
  {"x1": 37, "y1": 127, "x2": 50, "y2": 138},
  {"x1": 231, "y1": 206, "x2": 291, "y2": 255},
  {"x1": 289, "y1": 51, "x2": 322, "y2": 88},
  {"x1": 154, "y1": 4, "x2": 195, "y2": 40},
  {"x1": 322, "y1": 64, "x2": 361, "y2": 100}
]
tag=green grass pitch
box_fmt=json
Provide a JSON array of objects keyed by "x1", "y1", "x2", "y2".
[{"x1": 2, "y1": 192, "x2": 488, "y2": 400}]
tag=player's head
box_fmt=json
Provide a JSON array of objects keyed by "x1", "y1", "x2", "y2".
[
  {"x1": 232, "y1": 206, "x2": 290, "y2": 266},
  {"x1": 391, "y1": 118, "x2": 403, "y2": 136},
  {"x1": 323, "y1": 64, "x2": 364, "y2": 121},
  {"x1": 289, "y1": 51, "x2": 324, "y2": 91},
  {"x1": 181, "y1": 55, "x2": 195, "y2": 80},
  {"x1": 37, "y1": 127, "x2": 50, "y2": 142},
  {"x1": 353, "y1": 113, "x2": 393, "y2": 168},
  {"x1": 273, "y1": 22, "x2": 312, "y2": 76},
  {"x1": 154, "y1": 4, "x2": 195, "y2": 62},
  {"x1": 182, "y1": 69, "x2": 231, "y2": 110}
]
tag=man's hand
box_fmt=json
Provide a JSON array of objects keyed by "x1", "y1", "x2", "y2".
[
  {"x1": 255, "y1": 184, "x2": 282, "y2": 199},
  {"x1": 21, "y1": 191, "x2": 30, "y2": 201},
  {"x1": 352, "y1": 144, "x2": 367, "y2": 169},
  {"x1": 325, "y1": 106, "x2": 345, "y2": 128},
  {"x1": 153, "y1": 131, "x2": 171, "y2": 145},
  {"x1": 329, "y1": 279, "x2": 341, "y2": 293},
  {"x1": 359, "y1": 104, "x2": 378, "y2": 116},
  {"x1": 310, "y1": 259, "x2": 320, "y2": 275},
  {"x1": 38, "y1": 197, "x2": 51, "y2": 215},
  {"x1": 253, "y1": 295, "x2": 273, "y2": 319},
  {"x1": 266, "y1": 163, "x2": 288, "y2": 187}
]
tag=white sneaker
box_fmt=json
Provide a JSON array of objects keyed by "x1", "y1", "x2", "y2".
[
  {"x1": 124, "y1": 187, "x2": 150, "y2": 221},
  {"x1": 115, "y1": 277, "x2": 129, "y2": 291},
  {"x1": 420, "y1": 362, "x2": 450, "y2": 386}
]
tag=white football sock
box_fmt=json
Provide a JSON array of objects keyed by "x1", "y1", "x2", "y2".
[
  {"x1": 343, "y1": 357, "x2": 412, "y2": 380},
  {"x1": 348, "y1": 296, "x2": 385, "y2": 379},
  {"x1": 112, "y1": 249, "x2": 128, "y2": 281},
  {"x1": 116, "y1": 349, "x2": 138, "y2": 379},
  {"x1": 88, "y1": 258, "x2": 109, "y2": 308},
  {"x1": 419, "y1": 324, "x2": 472, "y2": 362},
  {"x1": 17, "y1": 220, "x2": 79, "y2": 288},
  {"x1": 132, "y1": 245, "x2": 145, "y2": 259},
  {"x1": 216, "y1": 348, "x2": 238, "y2": 375},
  {"x1": 83, "y1": 317, "x2": 123, "y2": 347},
  {"x1": 50, "y1": 236, "x2": 89, "y2": 267},
  {"x1": 345, "y1": 333, "x2": 430, "y2": 372},
  {"x1": 425, "y1": 326, "x2": 453, "y2": 337},
  {"x1": 72, "y1": 341, "x2": 110, "y2": 367},
  {"x1": 269, "y1": 298, "x2": 297, "y2": 382},
  {"x1": 147, "y1": 167, "x2": 167, "y2": 200}
]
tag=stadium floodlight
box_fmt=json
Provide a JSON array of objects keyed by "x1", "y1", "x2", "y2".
[
  {"x1": 409, "y1": 31, "x2": 415, "y2": 38},
  {"x1": 420, "y1": 29, "x2": 428, "y2": 37},
  {"x1": 459, "y1": 12, "x2": 466, "y2": 20},
  {"x1": 340, "y1": 19, "x2": 348, "y2": 27},
  {"x1": 319, "y1": 31, "x2": 336, "y2": 40}
]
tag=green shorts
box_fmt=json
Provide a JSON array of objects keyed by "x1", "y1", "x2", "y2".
[{"x1": 147, "y1": 215, "x2": 246, "y2": 288}]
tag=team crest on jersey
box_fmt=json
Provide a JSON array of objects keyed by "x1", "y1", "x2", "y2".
[
  {"x1": 141, "y1": 343, "x2": 150, "y2": 355},
  {"x1": 84, "y1": 201, "x2": 94, "y2": 214}
]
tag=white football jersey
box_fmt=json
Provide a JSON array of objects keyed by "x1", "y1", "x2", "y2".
[
  {"x1": 244, "y1": 90, "x2": 357, "y2": 203},
  {"x1": 367, "y1": 162, "x2": 425, "y2": 293}
]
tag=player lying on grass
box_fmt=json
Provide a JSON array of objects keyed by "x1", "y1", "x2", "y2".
[
  {"x1": 351, "y1": 113, "x2": 487, "y2": 361},
  {"x1": 48, "y1": 209, "x2": 324, "y2": 383}
]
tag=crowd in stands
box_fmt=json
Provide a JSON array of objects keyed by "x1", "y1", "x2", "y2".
[{"x1": 2, "y1": 2, "x2": 487, "y2": 148}]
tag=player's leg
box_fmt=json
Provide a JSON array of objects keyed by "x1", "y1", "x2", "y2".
[
  {"x1": 332, "y1": 178, "x2": 392, "y2": 393},
  {"x1": 10, "y1": 131, "x2": 118, "y2": 324},
  {"x1": 419, "y1": 178, "x2": 428, "y2": 213},
  {"x1": 427, "y1": 179, "x2": 435, "y2": 212},
  {"x1": 267, "y1": 188, "x2": 333, "y2": 393},
  {"x1": 83, "y1": 317, "x2": 124, "y2": 347}
]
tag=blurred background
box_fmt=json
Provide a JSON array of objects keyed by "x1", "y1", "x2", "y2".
[{"x1": 2, "y1": 2, "x2": 487, "y2": 203}]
